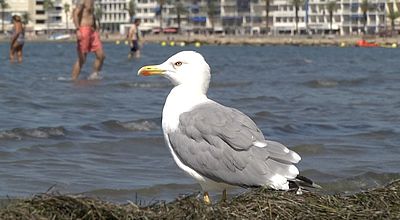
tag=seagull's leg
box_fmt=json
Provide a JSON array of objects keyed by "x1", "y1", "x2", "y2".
[
  {"x1": 220, "y1": 189, "x2": 227, "y2": 202},
  {"x1": 203, "y1": 192, "x2": 211, "y2": 204}
]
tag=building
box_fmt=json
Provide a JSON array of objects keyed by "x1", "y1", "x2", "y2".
[
  {"x1": 96, "y1": 0, "x2": 131, "y2": 33},
  {"x1": 134, "y1": 0, "x2": 158, "y2": 33},
  {"x1": 32, "y1": 0, "x2": 74, "y2": 33},
  {"x1": 2, "y1": 0, "x2": 399, "y2": 36},
  {"x1": 1, "y1": 0, "x2": 74, "y2": 34},
  {"x1": 0, "y1": 0, "x2": 31, "y2": 33}
]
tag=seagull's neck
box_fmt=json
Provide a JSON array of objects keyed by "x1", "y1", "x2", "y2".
[{"x1": 162, "y1": 84, "x2": 210, "y2": 133}]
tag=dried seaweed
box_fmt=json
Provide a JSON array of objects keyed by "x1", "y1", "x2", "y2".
[{"x1": 1, "y1": 180, "x2": 400, "y2": 219}]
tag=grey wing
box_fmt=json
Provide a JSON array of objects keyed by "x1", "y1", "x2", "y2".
[{"x1": 168, "y1": 102, "x2": 301, "y2": 188}]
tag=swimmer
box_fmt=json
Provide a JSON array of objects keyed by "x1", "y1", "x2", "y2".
[
  {"x1": 9, "y1": 15, "x2": 25, "y2": 63},
  {"x1": 127, "y1": 18, "x2": 141, "y2": 59}
]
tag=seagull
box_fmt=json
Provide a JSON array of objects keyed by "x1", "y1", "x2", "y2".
[{"x1": 138, "y1": 51, "x2": 318, "y2": 204}]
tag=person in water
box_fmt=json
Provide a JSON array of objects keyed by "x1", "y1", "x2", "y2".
[
  {"x1": 71, "y1": 0, "x2": 105, "y2": 80},
  {"x1": 127, "y1": 18, "x2": 141, "y2": 59},
  {"x1": 9, "y1": 15, "x2": 25, "y2": 63}
]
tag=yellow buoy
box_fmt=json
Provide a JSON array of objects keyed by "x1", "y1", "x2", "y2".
[
  {"x1": 161, "y1": 41, "x2": 167, "y2": 46},
  {"x1": 392, "y1": 43, "x2": 397, "y2": 48},
  {"x1": 339, "y1": 42, "x2": 346, "y2": 47},
  {"x1": 124, "y1": 40, "x2": 129, "y2": 45},
  {"x1": 115, "y1": 40, "x2": 120, "y2": 45},
  {"x1": 194, "y1": 42, "x2": 201, "y2": 47},
  {"x1": 179, "y1": 42, "x2": 186, "y2": 47},
  {"x1": 170, "y1": 41, "x2": 175, "y2": 46}
]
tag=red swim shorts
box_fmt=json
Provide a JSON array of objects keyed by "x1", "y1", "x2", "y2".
[{"x1": 77, "y1": 26, "x2": 103, "y2": 53}]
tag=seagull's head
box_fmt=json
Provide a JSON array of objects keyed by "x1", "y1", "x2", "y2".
[{"x1": 138, "y1": 51, "x2": 211, "y2": 93}]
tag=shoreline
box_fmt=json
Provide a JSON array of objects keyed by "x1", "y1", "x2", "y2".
[
  {"x1": 1, "y1": 179, "x2": 399, "y2": 219},
  {"x1": 2, "y1": 34, "x2": 400, "y2": 47}
]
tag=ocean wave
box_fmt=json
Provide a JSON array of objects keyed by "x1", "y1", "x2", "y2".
[
  {"x1": 114, "y1": 82, "x2": 170, "y2": 89},
  {"x1": 291, "y1": 144, "x2": 326, "y2": 155},
  {"x1": 254, "y1": 110, "x2": 274, "y2": 117},
  {"x1": 319, "y1": 172, "x2": 400, "y2": 195},
  {"x1": 231, "y1": 95, "x2": 281, "y2": 103},
  {"x1": 346, "y1": 129, "x2": 398, "y2": 140},
  {"x1": 101, "y1": 119, "x2": 160, "y2": 132},
  {"x1": 0, "y1": 126, "x2": 66, "y2": 140},
  {"x1": 303, "y1": 79, "x2": 339, "y2": 88},
  {"x1": 303, "y1": 78, "x2": 369, "y2": 88},
  {"x1": 210, "y1": 81, "x2": 252, "y2": 88}
]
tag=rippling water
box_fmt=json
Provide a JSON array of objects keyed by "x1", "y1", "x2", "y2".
[{"x1": 0, "y1": 42, "x2": 399, "y2": 202}]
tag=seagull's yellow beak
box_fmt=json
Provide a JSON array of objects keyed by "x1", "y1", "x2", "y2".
[{"x1": 138, "y1": 65, "x2": 165, "y2": 76}]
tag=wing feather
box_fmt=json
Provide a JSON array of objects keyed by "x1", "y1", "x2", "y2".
[{"x1": 168, "y1": 102, "x2": 300, "y2": 188}]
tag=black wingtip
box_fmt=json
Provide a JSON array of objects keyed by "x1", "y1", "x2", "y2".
[{"x1": 289, "y1": 175, "x2": 322, "y2": 189}]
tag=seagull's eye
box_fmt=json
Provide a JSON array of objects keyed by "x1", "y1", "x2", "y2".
[{"x1": 174, "y1": 61, "x2": 183, "y2": 67}]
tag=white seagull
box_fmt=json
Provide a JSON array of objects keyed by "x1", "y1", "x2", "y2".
[{"x1": 138, "y1": 51, "x2": 317, "y2": 204}]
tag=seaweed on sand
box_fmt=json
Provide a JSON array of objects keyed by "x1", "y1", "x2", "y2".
[{"x1": 1, "y1": 180, "x2": 400, "y2": 219}]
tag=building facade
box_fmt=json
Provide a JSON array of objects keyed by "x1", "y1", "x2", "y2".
[{"x1": 96, "y1": 0, "x2": 131, "y2": 33}]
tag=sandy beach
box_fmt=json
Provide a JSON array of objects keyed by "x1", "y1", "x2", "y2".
[
  {"x1": 141, "y1": 34, "x2": 400, "y2": 47},
  {"x1": 1, "y1": 33, "x2": 400, "y2": 47}
]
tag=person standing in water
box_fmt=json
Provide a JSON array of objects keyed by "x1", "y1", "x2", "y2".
[
  {"x1": 10, "y1": 15, "x2": 25, "y2": 63},
  {"x1": 71, "y1": 0, "x2": 105, "y2": 80},
  {"x1": 127, "y1": 18, "x2": 141, "y2": 59}
]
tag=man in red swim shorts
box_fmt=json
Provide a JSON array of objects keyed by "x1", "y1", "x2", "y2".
[{"x1": 71, "y1": 0, "x2": 105, "y2": 80}]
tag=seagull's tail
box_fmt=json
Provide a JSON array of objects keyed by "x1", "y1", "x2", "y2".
[{"x1": 289, "y1": 175, "x2": 322, "y2": 189}]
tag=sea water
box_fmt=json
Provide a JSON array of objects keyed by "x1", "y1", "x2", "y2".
[{"x1": 0, "y1": 42, "x2": 399, "y2": 202}]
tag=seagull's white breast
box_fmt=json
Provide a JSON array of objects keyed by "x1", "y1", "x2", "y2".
[{"x1": 162, "y1": 85, "x2": 209, "y2": 133}]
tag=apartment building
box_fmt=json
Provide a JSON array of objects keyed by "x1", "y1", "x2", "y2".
[
  {"x1": 134, "y1": 0, "x2": 158, "y2": 32},
  {"x1": 132, "y1": 0, "x2": 210, "y2": 33},
  {"x1": 0, "y1": 0, "x2": 31, "y2": 32},
  {"x1": 33, "y1": 0, "x2": 74, "y2": 33},
  {"x1": 96, "y1": 0, "x2": 131, "y2": 33},
  {"x1": 1, "y1": 0, "x2": 74, "y2": 33},
  {"x1": 2, "y1": 0, "x2": 398, "y2": 35}
]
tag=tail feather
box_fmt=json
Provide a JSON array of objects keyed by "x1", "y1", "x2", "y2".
[{"x1": 289, "y1": 175, "x2": 322, "y2": 189}]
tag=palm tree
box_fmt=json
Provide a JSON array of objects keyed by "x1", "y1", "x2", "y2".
[
  {"x1": 0, "y1": 0, "x2": 9, "y2": 34},
  {"x1": 360, "y1": 0, "x2": 375, "y2": 34},
  {"x1": 207, "y1": 0, "x2": 218, "y2": 33},
  {"x1": 64, "y1": 3, "x2": 70, "y2": 31},
  {"x1": 290, "y1": 0, "x2": 304, "y2": 34},
  {"x1": 124, "y1": 0, "x2": 136, "y2": 22},
  {"x1": 173, "y1": 0, "x2": 187, "y2": 33},
  {"x1": 263, "y1": 0, "x2": 273, "y2": 33},
  {"x1": 22, "y1": 12, "x2": 31, "y2": 25},
  {"x1": 94, "y1": 5, "x2": 103, "y2": 31},
  {"x1": 43, "y1": 0, "x2": 55, "y2": 35},
  {"x1": 387, "y1": 4, "x2": 400, "y2": 34},
  {"x1": 157, "y1": 0, "x2": 166, "y2": 30},
  {"x1": 326, "y1": 0, "x2": 337, "y2": 34}
]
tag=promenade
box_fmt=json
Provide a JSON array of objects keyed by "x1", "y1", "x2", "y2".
[{"x1": 1, "y1": 33, "x2": 400, "y2": 47}]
